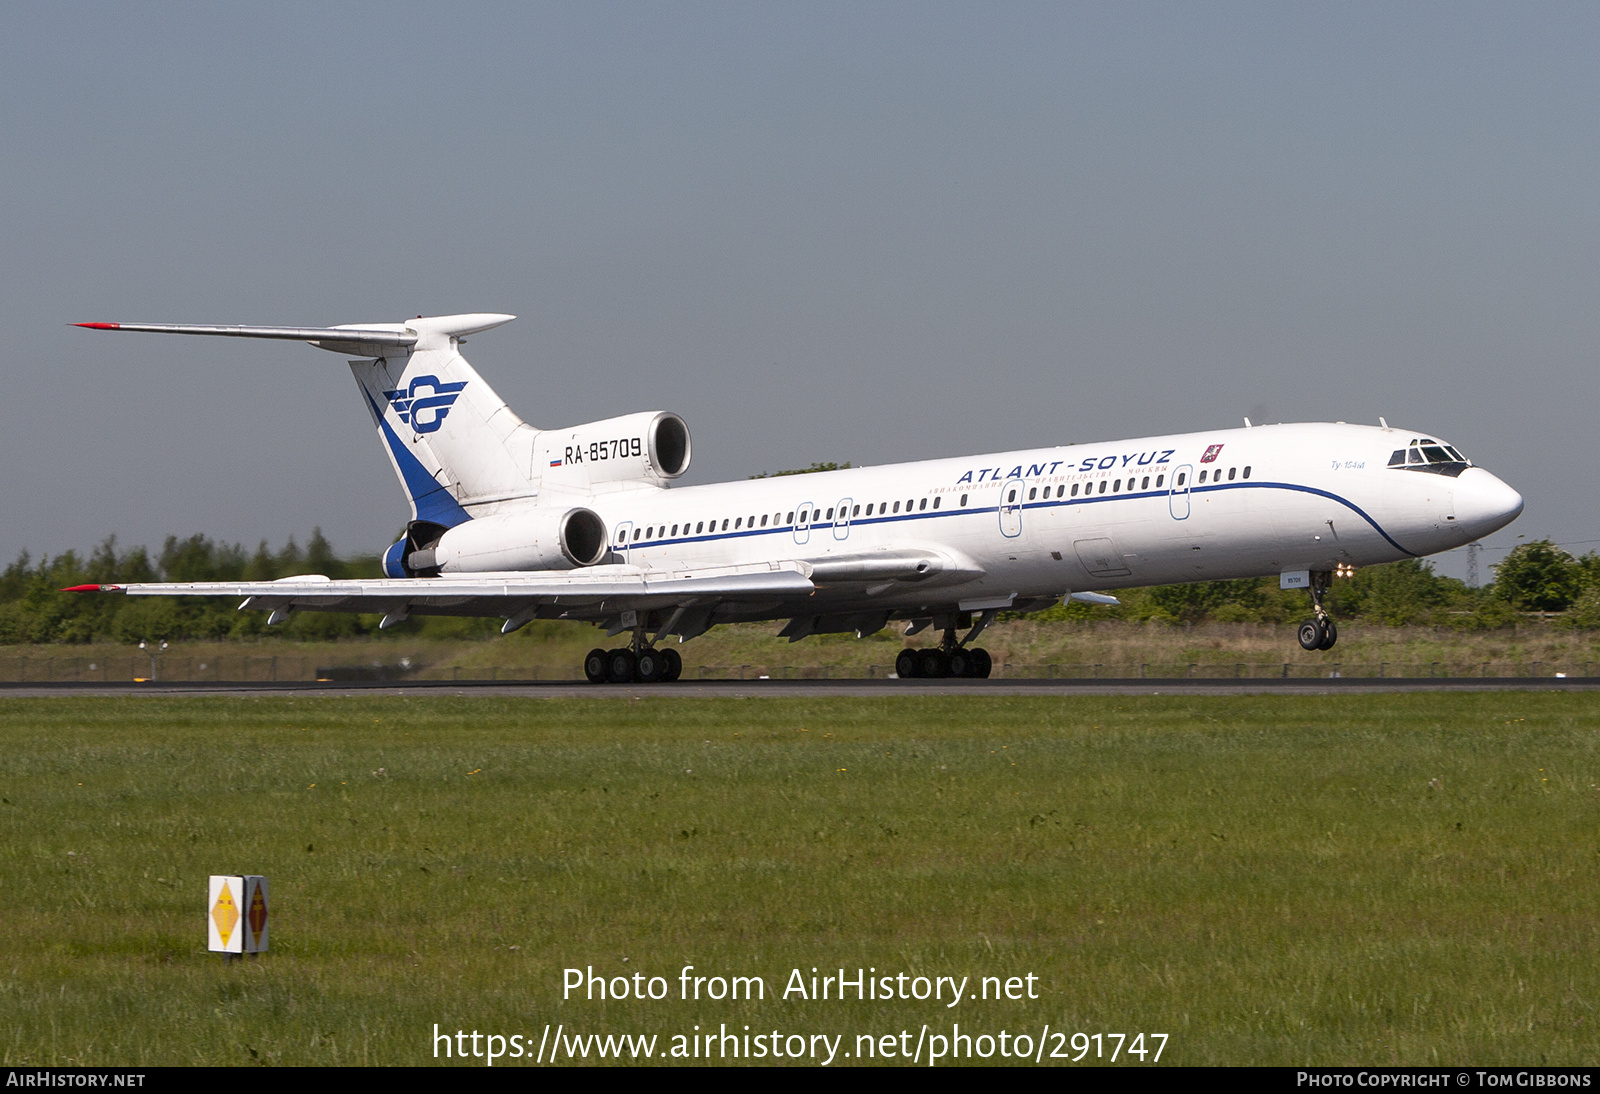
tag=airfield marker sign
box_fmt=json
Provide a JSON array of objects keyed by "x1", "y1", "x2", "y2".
[{"x1": 209, "y1": 875, "x2": 268, "y2": 956}]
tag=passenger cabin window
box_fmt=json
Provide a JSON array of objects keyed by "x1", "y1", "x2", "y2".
[
  {"x1": 1198, "y1": 470, "x2": 1208, "y2": 483},
  {"x1": 760, "y1": 514, "x2": 768, "y2": 527},
  {"x1": 866, "y1": 503, "x2": 874, "y2": 515},
  {"x1": 1006, "y1": 490, "x2": 1016, "y2": 503},
  {"x1": 1177, "y1": 472, "x2": 1186, "y2": 486},
  {"x1": 696, "y1": 522, "x2": 704, "y2": 533},
  {"x1": 931, "y1": 497, "x2": 939, "y2": 509},
  {"x1": 1098, "y1": 480, "x2": 1108, "y2": 494},
  {"x1": 1228, "y1": 467, "x2": 1236, "y2": 481},
  {"x1": 1242, "y1": 466, "x2": 1251, "y2": 479},
  {"x1": 960, "y1": 494, "x2": 968, "y2": 506},
  {"x1": 826, "y1": 508, "x2": 834, "y2": 520},
  {"x1": 734, "y1": 518, "x2": 742, "y2": 529},
  {"x1": 721, "y1": 519, "x2": 729, "y2": 531},
  {"x1": 1029, "y1": 487, "x2": 1037, "y2": 500},
  {"x1": 786, "y1": 512, "x2": 794, "y2": 523},
  {"x1": 1071, "y1": 483, "x2": 1079, "y2": 497},
  {"x1": 919, "y1": 498, "x2": 927, "y2": 511},
  {"x1": 1113, "y1": 479, "x2": 1120, "y2": 492},
  {"x1": 853, "y1": 505, "x2": 860, "y2": 516},
  {"x1": 1141, "y1": 476, "x2": 1149, "y2": 489},
  {"x1": 633, "y1": 529, "x2": 641, "y2": 541},
  {"x1": 893, "y1": 501, "x2": 901, "y2": 513},
  {"x1": 1156, "y1": 474, "x2": 1164, "y2": 487}
]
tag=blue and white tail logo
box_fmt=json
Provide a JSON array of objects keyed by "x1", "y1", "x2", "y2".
[{"x1": 384, "y1": 375, "x2": 467, "y2": 434}]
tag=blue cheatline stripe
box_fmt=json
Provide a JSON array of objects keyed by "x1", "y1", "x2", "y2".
[
  {"x1": 614, "y1": 479, "x2": 1417, "y2": 557},
  {"x1": 361, "y1": 389, "x2": 472, "y2": 528}
]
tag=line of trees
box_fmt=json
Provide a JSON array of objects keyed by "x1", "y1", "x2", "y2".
[
  {"x1": 0, "y1": 531, "x2": 391, "y2": 644},
  {"x1": 1, "y1": 532, "x2": 1595, "y2": 645}
]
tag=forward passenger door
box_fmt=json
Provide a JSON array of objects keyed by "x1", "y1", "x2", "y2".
[{"x1": 998, "y1": 477, "x2": 1023, "y2": 538}]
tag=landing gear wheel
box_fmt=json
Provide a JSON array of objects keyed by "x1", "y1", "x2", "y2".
[
  {"x1": 920, "y1": 648, "x2": 949, "y2": 679},
  {"x1": 584, "y1": 648, "x2": 609, "y2": 684},
  {"x1": 606, "y1": 648, "x2": 637, "y2": 684},
  {"x1": 895, "y1": 649, "x2": 921, "y2": 679},
  {"x1": 635, "y1": 648, "x2": 666, "y2": 683},
  {"x1": 1317, "y1": 618, "x2": 1338, "y2": 651},
  {"x1": 662, "y1": 647, "x2": 682, "y2": 682},
  {"x1": 947, "y1": 648, "x2": 974, "y2": 678},
  {"x1": 1297, "y1": 620, "x2": 1323, "y2": 651},
  {"x1": 972, "y1": 647, "x2": 992, "y2": 679}
]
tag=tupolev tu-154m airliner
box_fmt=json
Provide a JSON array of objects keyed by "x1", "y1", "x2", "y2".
[{"x1": 71, "y1": 313, "x2": 1524, "y2": 683}]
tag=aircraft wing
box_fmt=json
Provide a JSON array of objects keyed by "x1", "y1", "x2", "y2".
[{"x1": 68, "y1": 561, "x2": 816, "y2": 634}]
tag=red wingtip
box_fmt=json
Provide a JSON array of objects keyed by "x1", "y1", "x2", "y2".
[
  {"x1": 74, "y1": 322, "x2": 120, "y2": 330},
  {"x1": 61, "y1": 584, "x2": 105, "y2": 592}
]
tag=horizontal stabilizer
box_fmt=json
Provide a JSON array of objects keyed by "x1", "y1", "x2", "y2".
[
  {"x1": 74, "y1": 321, "x2": 418, "y2": 350},
  {"x1": 74, "y1": 315, "x2": 516, "y2": 357}
]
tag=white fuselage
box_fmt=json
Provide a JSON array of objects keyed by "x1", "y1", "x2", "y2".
[{"x1": 440, "y1": 421, "x2": 1521, "y2": 618}]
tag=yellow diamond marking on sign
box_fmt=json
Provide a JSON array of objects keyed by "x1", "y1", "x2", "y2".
[{"x1": 212, "y1": 884, "x2": 239, "y2": 946}]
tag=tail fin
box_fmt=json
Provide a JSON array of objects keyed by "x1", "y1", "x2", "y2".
[
  {"x1": 347, "y1": 315, "x2": 538, "y2": 526},
  {"x1": 76, "y1": 313, "x2": 539, "y2": 528}
]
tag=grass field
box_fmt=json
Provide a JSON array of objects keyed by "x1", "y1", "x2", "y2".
[{"x1": 1, "y1": 694, "x2": 1596, "y2": 1066}]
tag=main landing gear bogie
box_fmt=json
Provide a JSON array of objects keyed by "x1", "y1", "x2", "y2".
[
  {"x1": 896, "y1": 609, "x2": 999, "y2": 680},
  {"x1": 585, "y1": 645, "x2": 682, "y2": 685},
  {"x1": 896, "y1": 645, "x2": 992, "y2": 679}
]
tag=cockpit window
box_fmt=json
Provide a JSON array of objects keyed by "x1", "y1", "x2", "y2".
[{"x1": 1391, "y1": 436, "x2": 1472, "y2": 476}]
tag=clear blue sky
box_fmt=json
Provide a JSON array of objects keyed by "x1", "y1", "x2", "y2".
[{"x1": 5, "y1": 2, "x2": 1596, "y2": 578}]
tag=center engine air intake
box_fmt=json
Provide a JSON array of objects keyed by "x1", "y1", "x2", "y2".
[
  {"x1": 407, "y1": 507, "x2": 608, "y2": 574},
  {"x1": 534, "y1": 411, "x2": 692, "y2": 486}
]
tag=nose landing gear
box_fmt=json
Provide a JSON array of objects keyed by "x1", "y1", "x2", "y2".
[{"x1": 1296, "y1": 570, "x2": 1338, "y2": 651}]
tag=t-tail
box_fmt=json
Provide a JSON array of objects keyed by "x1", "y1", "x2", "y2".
[{"x1": 75, "y1": 313, "x2": 540, "y2": 543}]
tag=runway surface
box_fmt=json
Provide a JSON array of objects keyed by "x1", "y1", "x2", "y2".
[{"x1": 2, "y1": 677, "x2": 1598, "y2": 698}]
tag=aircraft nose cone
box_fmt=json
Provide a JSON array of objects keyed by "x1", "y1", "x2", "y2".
[{"x1": 1454, "y1": 467, "x2": 1523, "y2": 539}]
